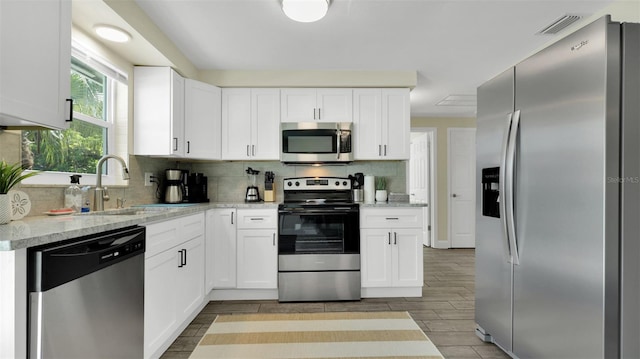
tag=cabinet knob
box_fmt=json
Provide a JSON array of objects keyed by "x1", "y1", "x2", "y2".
[{"x1": 452, "y1": 193, "x2": 458, "y2": 198}]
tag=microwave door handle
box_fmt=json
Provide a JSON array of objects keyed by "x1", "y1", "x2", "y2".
[{"x1": 336, "y1": 127, "x2": 341, "y2": 160}]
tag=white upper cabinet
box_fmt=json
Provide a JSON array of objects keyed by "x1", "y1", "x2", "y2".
[
  {"x1": 0, "y1": 0, "x2": 72, "y2": 129},
  {"x1": 281, "y1": 88, "x2": 352, "y2": 122},
  {"x1": 134, "y1": 67, "x2": 185, "y2": 157},
  {"x1": 134, "y1": 67, "x2": 222, "y2": 160},
  {"x1": 354, "y1": 88, "x2": 410, "y2": 160},
  {"x1": 184, "y1": 79, "x2": 221, "y2": 160},
  {"x1": 221, "y1": 88, "x2": 279, "y2": 160}
]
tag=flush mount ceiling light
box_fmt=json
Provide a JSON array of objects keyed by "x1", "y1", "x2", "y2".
[
  {"x1": 94, "y1": 24, "x2": 131, "y2": 43},
  {"x1": 281, "y1": 0, "x2": 330, "y2": 23}
]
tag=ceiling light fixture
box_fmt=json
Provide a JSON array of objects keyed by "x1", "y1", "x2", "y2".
[
  {"x1": 94, "y1": 24, "x2": 131, "y2": 43},
  {"x1": 281, "y1": 0, "x2": 330, "y2": 23}
]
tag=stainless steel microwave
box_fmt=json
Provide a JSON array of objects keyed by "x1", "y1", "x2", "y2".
[{"x1": 280, "y1": 122, "x2": 353, "y2": 164}]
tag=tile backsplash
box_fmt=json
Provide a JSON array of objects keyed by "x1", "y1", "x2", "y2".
[{"x1": 1, "y1": 130, "x2": 406, "y2": 217}]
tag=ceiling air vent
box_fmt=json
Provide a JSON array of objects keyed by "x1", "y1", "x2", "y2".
[
  {"x1": 537, "y1": 15, "x2": 582, "y2": 35},
  {"x1": 436, "y1": 94, "x2": 477, "y2": 107}
]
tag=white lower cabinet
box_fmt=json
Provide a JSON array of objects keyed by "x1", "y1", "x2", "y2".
[
  {"x1": 207, "y1": 208, "x2": 278, "y2": 299},
  {"x1": 360, "y1": 208, "x2": 424, "y2": 297},
  {"x1": 144, "y1": 213, "x2": 205, "y2": 359},
  {"x1": 208, "y1": 208, "x2": 237, "y2": 289}
]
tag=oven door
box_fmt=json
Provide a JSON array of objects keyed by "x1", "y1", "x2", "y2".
[{"x1": 278, "y1": 206, "x2": 359, "y2": 254}]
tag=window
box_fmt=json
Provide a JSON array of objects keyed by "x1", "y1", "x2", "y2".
[{"x1": 22, "y1": 44, "x2": 128, "y2": 186}]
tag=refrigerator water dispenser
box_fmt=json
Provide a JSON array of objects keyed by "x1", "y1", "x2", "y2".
[{"x1": 482, "y1": 167, "x2": 500, "y2": 218}]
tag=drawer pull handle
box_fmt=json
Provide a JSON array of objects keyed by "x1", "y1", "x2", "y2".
[
  {"x1": 250, "y1": 218, "x2": 264, "y2": 221},
  {"x1": 386, "y1": 217, "x2": 399, "y2": 220}
]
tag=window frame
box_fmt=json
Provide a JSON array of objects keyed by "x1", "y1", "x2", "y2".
[{"x1": 22, "y1": 43, "x2": 127, "y2": 187}]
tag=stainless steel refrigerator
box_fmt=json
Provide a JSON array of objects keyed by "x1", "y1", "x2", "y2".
[{"x1": 475, "y1": 16, "x2": 640, "y2": 359}]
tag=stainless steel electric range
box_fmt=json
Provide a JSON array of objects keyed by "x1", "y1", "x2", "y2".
[{"x1": 277, "y1": 177, "x2": 360, "y2": 302}]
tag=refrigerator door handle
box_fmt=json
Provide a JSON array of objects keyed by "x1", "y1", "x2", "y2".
[
  {"x1": 505, "y1": 109, "x2": 521, "y2": 265},
  {"x1": 499, "y1": 112, "x2": 514, "y2": 261}
]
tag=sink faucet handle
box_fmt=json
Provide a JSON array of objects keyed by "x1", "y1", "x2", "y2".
[
  {"x1": 102, "y1": 187, "x2": 110, "y2": 201},
  {"x1": 117, "y1": 198, "x2": 126, "y2": 209}
]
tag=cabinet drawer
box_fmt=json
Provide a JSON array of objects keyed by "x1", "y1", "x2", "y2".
[
  {"x1": 237, "y1": 209, "x2": 277, "y2": 229},
  {"x1": 360, "y1": 208, "x2": 423, "y2": 229},
  {"x1": 145, "y1": 213, "x2": 205, "y2": 258}
]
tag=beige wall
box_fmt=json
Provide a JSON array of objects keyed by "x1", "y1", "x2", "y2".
[
  {"x1": 411, "y1": 117, "x2": 476, "y2": 246},
  {"x1": 198, "y1": 70, "x2": 417, "y2": 88}
]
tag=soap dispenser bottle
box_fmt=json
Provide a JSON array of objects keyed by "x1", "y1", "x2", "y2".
[{"x1": 64, "y1": 175, "x2": 83, "y2": 212}]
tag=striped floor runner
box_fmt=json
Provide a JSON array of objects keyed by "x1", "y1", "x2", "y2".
[{"x1": 189, "y1": 311, "x2": 444, "y2": 359}]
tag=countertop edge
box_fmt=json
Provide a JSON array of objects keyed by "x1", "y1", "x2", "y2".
[{"x1": 0, "y1": 201, "x2": 424, "y2": 251}]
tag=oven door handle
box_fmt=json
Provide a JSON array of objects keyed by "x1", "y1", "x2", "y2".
[{"x1": 279, "y1": 208, "x2": 359, "y2": 214}]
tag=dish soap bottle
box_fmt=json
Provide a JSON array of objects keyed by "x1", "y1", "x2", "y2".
[{"x1": 64, "y1": 175, "x2": 83, "y2": 212}]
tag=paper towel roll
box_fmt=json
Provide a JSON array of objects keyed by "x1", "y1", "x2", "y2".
[{"x1": 364, "y1": 175, "x2": 375, "y2": 204}]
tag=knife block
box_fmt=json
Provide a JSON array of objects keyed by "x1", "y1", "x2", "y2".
[{"x1": 264, "y1": 184, "x2": 275, "y2": 202}]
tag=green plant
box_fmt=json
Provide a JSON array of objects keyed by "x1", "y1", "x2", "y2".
[
  {"x1": 0, "y1": 160, "x2": 39, "y2": 194},
  {"x1": 375, "y1": 177, "x2": 387, "y2": 190}
]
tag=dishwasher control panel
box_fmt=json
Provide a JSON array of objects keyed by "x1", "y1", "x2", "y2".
[{"x1": 100, "y1": 238, "x2": 145, "y2": 264}]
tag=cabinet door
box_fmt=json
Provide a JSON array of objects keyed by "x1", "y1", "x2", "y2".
[
  {"x1": 353, "y1": 89, "x2": 383, "y2": 159},
  {"x1": 251, "y1": 89, "x2": 280, "y2": 160},
  {"x1": 185, "y1": 79, "x2": 221, "y2": 159},
  {"x1": 316, "y1": 89, "x2": 353, "y2": 122},
  {"x1": 0, "y1": 0, "x2": 71, "y2": 129},
  {"x1": 175, "y1": 235, "x2": 205, "y2": 322},
  {"x1": 144, "y1": 249, "x2": 179, "y2": 359},
  {"x1": 360, "y1": 229, "x2": 393, "y2": 287},
  {"x1": 221, "y1": 88, "x2": 252, "y2": 160},
  {"x1": 280, "y1": 88, "x2": 317, "y2": 122},
  {"x1": 382, "y1": 88, "x2": 410, "y2": 159},
  {"x1": 237, "y1": 229, "x2": 278, "y2": 289},
  {"x1": 392, "y1": 228, "x2": 423, "y2": 287},
  {"x1": 211, "y1": 209, "x2": 237, "y2": 288},
  {"x1": 133, "y1": 67, "x2": 185, "y2": 157}
]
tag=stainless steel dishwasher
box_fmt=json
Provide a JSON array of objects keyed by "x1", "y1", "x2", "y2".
[{"x1": 27, "y1": 226, "x2": 145, "y2": 359}]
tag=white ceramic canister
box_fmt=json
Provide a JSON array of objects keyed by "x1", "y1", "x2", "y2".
[{"x1": 364, "y1": 175, "x2": 375, "y2": 204}]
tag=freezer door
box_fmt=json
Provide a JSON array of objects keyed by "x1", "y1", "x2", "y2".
[
  {"x1": 475, "y1": 68, "x2": 514, "y2": 352},
  {"x1": 512, "y1": 16, "x2": 620, "y2": 359}
]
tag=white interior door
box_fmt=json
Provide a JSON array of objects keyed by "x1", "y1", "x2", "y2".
[
  {"x1": 448, "y1": 128, "x2": 476, "y2": 248},
  {"x1": 410, "y1": 132, "x2": 431, "y2": 246}
]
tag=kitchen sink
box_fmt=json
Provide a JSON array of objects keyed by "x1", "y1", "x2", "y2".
[{"x1": 80, "y1": 208, "x2": 147, "y2": 216}]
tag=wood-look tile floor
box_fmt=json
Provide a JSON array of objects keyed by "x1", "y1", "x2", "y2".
[{"x1": 160, "y1": 247, "x2": 510, "y2": 359}]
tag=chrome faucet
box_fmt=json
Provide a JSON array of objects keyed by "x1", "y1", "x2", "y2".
[{"x1": 95, "y1": 155, "x2": 130, "y2": 211}]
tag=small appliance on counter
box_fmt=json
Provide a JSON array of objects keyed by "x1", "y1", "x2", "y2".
[
  {"x1": 349, "y1": 172, "x2": 364, "y2": 203},
  {"x1": 264, "y1": 171, "x2": 275, "y2": 202},
  {"x1": 187, "y1": 172, "x2": 209, "y2": 203},
  {"x1": 164, "y1": 169, "x2": 184, "y2": 203},
  {"x1": 245, "y1": 167, "x2": 262, "y2": 202}
]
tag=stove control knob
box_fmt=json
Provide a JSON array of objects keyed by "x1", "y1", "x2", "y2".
[
  {"x1": 287, "y1": 181, "x2": 292, "y2": 187},
  {"x1": 295, "y1": 181, "x2": 300, "y2": 187},
  {"x1": 343, "y1": 181, "x2": 348, "y2": 186},
  {"x1": 335, "y1": 181, "x2": 340, "y2": 186}
]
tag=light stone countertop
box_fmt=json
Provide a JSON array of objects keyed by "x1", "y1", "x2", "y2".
[
  {"x1": 359, "y1": 201, "x2": 428, "y2": 208},
  {"x1": 0, "y1": 201, "x2": 424, "y2": 251},
  {"x1": 0, "y1": 202, "x2": 279, "y2": 251}
]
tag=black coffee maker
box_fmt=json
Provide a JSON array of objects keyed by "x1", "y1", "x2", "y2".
[{"x1": 187, "y1": 173, "x2": 209, "y2": 203}]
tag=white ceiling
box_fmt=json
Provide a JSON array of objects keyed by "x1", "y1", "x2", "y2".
[{"x1": 131, "y1": 0, "x2": 615, "y2": 118}]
